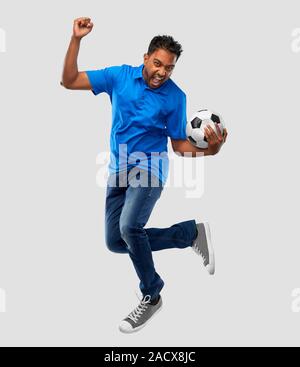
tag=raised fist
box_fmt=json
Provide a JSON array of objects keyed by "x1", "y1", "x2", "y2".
[{"x1": 73, "y1": 17, "x2": 94, "y2": 39}]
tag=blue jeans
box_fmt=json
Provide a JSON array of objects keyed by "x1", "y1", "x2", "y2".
[{"x1": 105, "y1": 168, "x2": 198, "y2": 300}]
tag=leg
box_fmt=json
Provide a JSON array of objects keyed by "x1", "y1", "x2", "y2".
[
  {"x1": 105, "y1": 183, "x2": 129, "y2": 254},
  {"x1": 119, "y1": 179, "x2": 165, "y2": 300},
  {"x1": 145, "y1": 220, "x2": 198, "y2": 251},
  {"x1": 131, "y1": 168, "x2": 198, "y2": 252},
  {"x1": 105, "y1": 171, "x2": 197, "y2": 255}
]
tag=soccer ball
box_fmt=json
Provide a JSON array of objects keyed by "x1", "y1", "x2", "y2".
[{"x1": 186, "y1": 109, "x2": 225, "y2": 149}]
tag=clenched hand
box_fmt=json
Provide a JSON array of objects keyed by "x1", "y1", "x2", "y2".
[{"x1": 73, "y1": 17, "x2": 94, "y2": 39}]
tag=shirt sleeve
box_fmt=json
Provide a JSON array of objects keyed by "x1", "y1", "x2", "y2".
[
  {"x1": 85, "y1": 66, "x2": 122, "y2": 96},
  {"x1": 165, "y1": 92, "x2": 187, "y2": 140}
]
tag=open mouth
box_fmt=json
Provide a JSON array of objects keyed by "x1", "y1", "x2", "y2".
[{"x1": 151, "y1": 76, "x2": 164, "y2": 86}]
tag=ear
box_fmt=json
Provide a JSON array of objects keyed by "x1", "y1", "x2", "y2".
[{"x1": 143, "y1": 53, "x2": 149, "y2": 63}]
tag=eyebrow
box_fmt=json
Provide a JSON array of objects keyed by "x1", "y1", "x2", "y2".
[{"x1": 153, "y1": 58, "x2": 175, "y2": 67}]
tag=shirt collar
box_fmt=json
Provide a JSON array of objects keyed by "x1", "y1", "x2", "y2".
[
  {"x1": 133, "y1": 64, "x2": 144, "y2": 79},
  {"x1": 133, "y1": 63, "x2": 170, "y2": 92}
]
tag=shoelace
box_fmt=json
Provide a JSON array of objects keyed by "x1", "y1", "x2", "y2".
[{"x1": 127, "y1": 294, "x2": 152, "y2": 324}]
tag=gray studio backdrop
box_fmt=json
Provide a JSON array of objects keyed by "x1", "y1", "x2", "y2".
[{"x1": 0, "y1": 0, "x2": 299, "y2": 347}]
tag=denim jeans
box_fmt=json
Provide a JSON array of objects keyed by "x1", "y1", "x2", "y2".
[{"x1": 105, "y1": 168, "x2": 198, "y2": 300}]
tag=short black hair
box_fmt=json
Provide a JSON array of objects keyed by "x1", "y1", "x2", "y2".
[{"x1": 147, "y1": 35, "x2": 183, "y2": 61}]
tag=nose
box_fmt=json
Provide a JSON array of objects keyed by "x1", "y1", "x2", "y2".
[{"x1": 158, "y1": 68, "x2": 166, "y2": 78}]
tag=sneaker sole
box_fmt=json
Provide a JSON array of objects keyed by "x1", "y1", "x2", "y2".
[
  {"x1": 119, "y1": 303, "x2": 163, "y2": 334},
  {"x1": 203, "y1": 222, "x2": 215, "y2": 275}
]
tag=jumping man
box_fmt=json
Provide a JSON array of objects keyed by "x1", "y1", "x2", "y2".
[{"x1": 61, "y1": 17, "x2": 228, "y2": 333}]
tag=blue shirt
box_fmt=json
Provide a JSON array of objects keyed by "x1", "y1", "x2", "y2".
[{"x1": 86, "y1": 64, "x2": 187, "y2": 184}]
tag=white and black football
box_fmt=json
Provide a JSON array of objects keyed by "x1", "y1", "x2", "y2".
[{"x1": 186, "y1": 109, "x2": 225, "y2": 149}]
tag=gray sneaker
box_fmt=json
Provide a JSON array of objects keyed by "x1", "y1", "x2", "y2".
[
  {"x1": 119, "y1": 295, "x2": 163, "y2": 334},
  {"x1": 192, "y1": 222, "x2": 215, "y2": 275}
]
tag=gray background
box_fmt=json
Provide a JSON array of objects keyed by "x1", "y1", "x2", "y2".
[{"x1": 0, "y1": 0, "x2": 299, "y2": 347}]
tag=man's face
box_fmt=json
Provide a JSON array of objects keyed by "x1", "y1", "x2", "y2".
[{"x1": 143, "y1": 48, "x2": 177, "y2": 89}]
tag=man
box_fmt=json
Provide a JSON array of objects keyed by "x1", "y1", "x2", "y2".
[{"x1": 61, "y1": 17, "x2": 228, "y2": 334}]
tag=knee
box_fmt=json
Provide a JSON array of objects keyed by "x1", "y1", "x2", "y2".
[
  {"x1": 120, "y1": 223, "x2": 143, "y2": 240},
  {"x1": 105, "y1": 235, "x2": 128, "y2": 254},
  {"x1": 120, "y1": 223, "x2": 131, "y2": 239}
]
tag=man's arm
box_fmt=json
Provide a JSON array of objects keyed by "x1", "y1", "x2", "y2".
[
  {"x1": 171, "y1": 139, "x2": 210, "y2": 157},
  {"x1": 61, "y1": 17, "x2": 94, "y2": 90},
  {"x1": 171, "y1": 124, "x2": 228, "y2": 157}
]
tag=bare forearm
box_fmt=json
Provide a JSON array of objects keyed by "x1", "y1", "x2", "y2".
[
  {"x1": 174, "y1": 139, "x2": 212, "y2": 157},
  {"x1": 61, "y1": 36, "x2": 81, "y2": 86}
]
